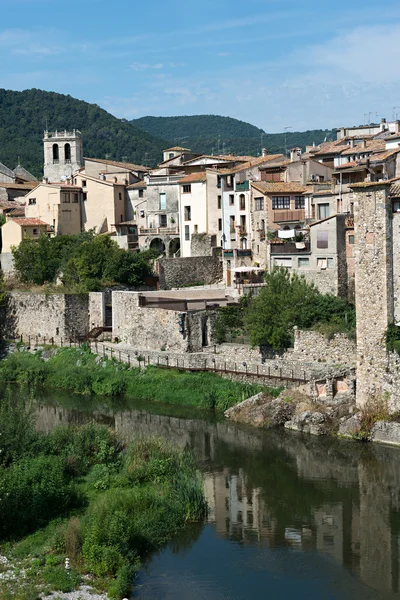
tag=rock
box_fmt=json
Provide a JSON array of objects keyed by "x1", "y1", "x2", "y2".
[
  {"x1": 371, "y1": 421, "x2": 400, "y2": 447},
  {"x1": 338, "y1": 413, "x2": 362, "y2": 438},
  {"x1": 225, "y1": 393, "x2": 294, "y2": 428},
  {"x1": 285, "y1": 411, "x2": 329, "y2": 436}
]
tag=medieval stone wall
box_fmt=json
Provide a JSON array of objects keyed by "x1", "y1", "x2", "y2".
[
  {"x1": 190, "y1": 233, "x2": 217, "y2": 257},
  {"x1": 289, "y1": 328, "x2": 356, "y2": 365},
  {"x1": 157, "y1": 256, "x2": 222, "y2": 290}
]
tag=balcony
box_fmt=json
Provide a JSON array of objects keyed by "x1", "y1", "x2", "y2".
[
  {"x1": 139, "y1": 227, "x2": 179, "y2": 235},
  {"x1": 237, "y1": 249, "x2": 252, "y2": 257},
  {"x1": 273, "y1": 209, "x2": 305, "y2": 223},
  {"x1": 235, "y1": 181, "x2": 249, "y2": 191},
  {"x1": 270, "y1": 241, "x2": 310, "y2": 255}
]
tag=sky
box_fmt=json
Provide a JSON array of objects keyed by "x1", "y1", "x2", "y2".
[{"x1": 1, "y1": 0, "x2": 400, "y2": 133}]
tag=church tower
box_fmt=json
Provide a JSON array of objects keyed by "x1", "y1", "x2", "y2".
[{"x1": 43, "y1": 129, "x2": 83, "y2": 182}]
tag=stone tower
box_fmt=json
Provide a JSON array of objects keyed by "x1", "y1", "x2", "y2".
[
  {"x1": 352, "y1": 181, "x2": 394, "y2": 407},
  {"x1": 43, "y1": 129, "x2": 83, "y2": 182}
]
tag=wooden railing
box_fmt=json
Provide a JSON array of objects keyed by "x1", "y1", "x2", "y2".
[{"x1": 273, "y1": 209, "x2": 305, "y2": 223}]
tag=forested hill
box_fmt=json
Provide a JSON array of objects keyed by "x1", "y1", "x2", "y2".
[
  {"x1": 0, "y1": 89, "x2": 168, "y2": 178},
  {"x1": 133, "y1": 115, "x2": 336, "y2": 157}
]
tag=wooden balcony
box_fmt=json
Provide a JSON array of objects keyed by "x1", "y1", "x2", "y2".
[{"x1": 273, "y1": 209, "x2": 305, "y2": 223}]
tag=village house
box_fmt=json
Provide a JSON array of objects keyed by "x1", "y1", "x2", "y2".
[{"x1": 24, "y1": 181, "x2": 83, "y2": 236}]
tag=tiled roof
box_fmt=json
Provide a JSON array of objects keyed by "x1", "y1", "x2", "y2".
[
  {"x1": 179, "y1": 172, "x2": 207, "y2": 184},
  {"x1": 84, "y1": 157, "x2": 149, "y2": 172},
  {"x1": 340, "y1": 140, "x2": 385, "y2": 156},
  {"x1": 251, "y1": 181, "x2": 309, "y2": 194},
  {"x1": 369, "y1": 148, "x2": 400, "y2": 162},
  {"x1": 7, "y1": 207, "x2": 25, "y2": 217},
  {"x1": 10, "y1": 218, "x2": 47, "y2": 226},
  {"x1": 0, "y1": 200, "x2": 22, "y2": 209},
  {"x1": 311, "y1": 190, "x2": 334, "y2": 196},
  {"x1": 1, "y1": 182, "x2": 37, "y2": 190},
  {"x1": 349, "y1": 179, "x2": 397, "y2": 189},
  {"x1": 13, "y1": 165, "x2": 38, "y2": 182},
  {"x1": 335, "y1": 161, "x2": 363, "y2": 170},
  {"x1": 127, "y1": 181, "x2": 147, "y2": 189},
  {"x1": 309, "y1": 214, "x2": 339, "y2": 227},
  {"x1": 0, "y1": 162, "x2": 15, "y2": 179},
  {"x1": 218, "y1": 154, "x2": 284, "y2": 175},
  {"x1": 163, "y1": 146, "x2": 191, "y2": 152}
]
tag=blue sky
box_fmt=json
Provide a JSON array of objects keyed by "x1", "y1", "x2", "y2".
[{"x1": 1, "y1": 0, "x2": 400, "y2": 132}]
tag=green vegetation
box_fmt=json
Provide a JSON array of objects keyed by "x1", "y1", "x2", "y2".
[
  {"x1": 0, "y1": 394, "x2": 206, "y2": 599},
  {"x1": 0, "y1": 88, "x2": 168, "y2": 177},
  {"x1": 385, "y1": 322, "x2": 400, "y2": 354},
  {"x1": 212, "y1": 295, "x2": 251, "y2": 344},
  {"x1": 0, "y1": 346, "x2": 262, "y2": 411},
  {"x1": 214, "y1": 268, "x2": 355, "y2": 351},
  {"x1": 133, "y1": 114, "x2": 336, "y2": 157},
  {"x1": 11, "y1": 232, "x2": 156, "y2": 291}
]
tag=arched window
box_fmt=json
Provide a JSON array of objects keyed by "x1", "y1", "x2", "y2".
[
  {"x1": 239, "y1": 194, "x2": 245, "y2": 211},
  {"x1": 64, "y1": 143, "x2": 71, "y2": 162},
  {"x1": 52, "y1": 144, "x2": 59, "y2": 162},
  {"x1": 261, "y1": 219, "x2": 265, "y2": 231}
]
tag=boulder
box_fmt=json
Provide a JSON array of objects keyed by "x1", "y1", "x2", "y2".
[
  {"x1": 225, "y1": 393, "x2": 294, "y2": 428},
  {"x1": 285, "y1": 411, "x2": 329, "y2": 436},
  {"x1": 338, "y1": 413, "x2": 362, "y2": 438},
  {"x1": 371, "y1": 421, "x2": 400, "y2": 447}
]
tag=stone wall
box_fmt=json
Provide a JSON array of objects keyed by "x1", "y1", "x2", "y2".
[
  {"x1": 289, "y1": 328, "x2": 356, "y2": 365},
  {"x1": 157, "y1": 256, "x2": 222, "y2": 290},
  {"x1": 297, "y1": 270, "x2": 340, "y2": 296},
  {"x1": 88, "y1": 292, "x2": 105, "y2": 329},
  {"x1": 190, "y1": 233, "x2": 217, "y2": 257},
  {"x1": 3, "y1": 292, "x2": 89, "y2": 340},
  {"x1": 111, "y1": 291, "x2": 212, "y2": 352}
]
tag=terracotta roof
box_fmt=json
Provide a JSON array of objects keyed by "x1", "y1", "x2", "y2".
[
  {"x1": 309, "y1": 214, "x2": 339, "y2": 228},
  {"x1": 0, "y1": 200, "x2": 22, "y2": 209},
  {"x1": 84, "y1": 157, "x2": 149, "y2": 172},
  {"x1": 13, "y1": 165, "x2": 38, "y2": 182},
  {"x1": 179, "y1": 172, "x2": 207, "y2": 184},
  {"x1": 369, "y1": 148, "x2": 400, "y2": 162},
  {"x1": 311, "y1": 190, "x2": 334, "y2": 196},
  {"x1": 349, "y1": 179, "x2": 398, "y2": 189},
  {"x1": 7, "y1": 207, "x2": 25, "y2": 217},
  {"x1": 218, "y1": 154, "x2": 284, "y2": 175},
  {"x1": 127, "y1": 181, "x2": 147, "y2": 189},
  {"x1": 340, "y1": 140, "x2": 385, "y2": 156},
  {"x1": 163, "y1": 146, "x2": 191, "y2": 152},
  {"x1": 335, "y1": 160, "x2": 363, "y2": 170},
  {"x1": 10, "y1": 218, "x2": 47, "y2": 226},
  {"x1": 1, "y1": 182, "x2": 37, "y2": 190},
  {"x1": 309, "y1": 139, "x2": 349, "y2": 156},
  {"x1": 251, "y1": 181, "x2": 309, "y2": 194}
]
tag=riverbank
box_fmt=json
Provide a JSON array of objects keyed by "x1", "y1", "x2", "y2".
[
  {"x1": 0, "y1": 394, "x2": 207, "y2": 600},
  {"x1": 0, "y1": 346, "x2": 272, "y2": 411}
]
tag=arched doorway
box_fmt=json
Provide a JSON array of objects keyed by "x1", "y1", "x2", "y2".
[
  {"x1": 150, "y1": 238, "x2": 166, "y2": 255},
  {"x1": 169, "y1": 238, "x2": 180, "y2": 257}
]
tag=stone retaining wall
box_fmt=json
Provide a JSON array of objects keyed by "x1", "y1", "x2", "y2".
[
  {"x1": 157, "y1": 256, "x2": 222, "y2": 290},
  {"x1": 290, "y1": 328, "x2": 356, "y2": 365}
]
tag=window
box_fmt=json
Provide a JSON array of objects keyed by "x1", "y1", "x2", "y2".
[
  {"x1": 239, "y1": 194, "x2": 245, "y2": 211},
  {"x1": 184, "y1": 206, "x2": 191, "y2": 221},
  {"x1": 139, "y1": 189, "x2": 144, "y2": 198},
  {"x1": 230, "y1": 215, "x2": 236, "y2": 234},
  {"x1": 348, "y1": 234, "x2": 355, "y2": 244},
  {"x1": 317, "y1": 231, "x2": 329, "y2": 249},
  {"x1": 62, "y1": 193, "x2": 70, "y2": 203},
  {"x1": 159, "y1": 214, "x2": 167, "y2": 227},
  {"x1": 117, "y1": 192, "x2": 121, "y2": 200},
  {"x1": 32, "y1": 228, "x2": 38, "y2": 236},
  {"x1": 183, "y1": 184, "x2": 191, "y2": 193},
  {"x1": 140, "y1": 209, "x2": 145, "y2": 218},
  {"x1": 28, "y1": 198, "x2": 36, "y2": 205},
  {"x1": 318, "y1": 203, "x2": 330, "y2": 219},
  {"x1": 218, "y1": 195, "x2": 222, "y2": 209},
  {"x1": 317, "y1": 258, "x2": 327, "y2": 269},
  {"x1": 83, "y1": 192, "x2": 87, "y2": 202},
  {"x1": 217, "y1": 175, "x2": 221, "y2": 188},
  {"x1": 72, "y1": 193, "x2": 79, "y2": 203},
  {"x1": 260, "y1": 219, "x2": 265, "y2": 231},
  {"x1": 229, "y1": 194, "x2": 234, "y2": 206},
  {"x1": 159, "y1": 192, "x2": 166, "y2": 210},
  {"x1": 298, "y1": 257, "x2": 309, "y2": 268},
  {"x1": 255, "y1": 197, "x2": 264, "y2": 211},
  {"x1": 218, "y1": 218, "x2": 222, "y2": 231},
  {"x1": 52, "y1": 143, "x2": 59, "y2": 162},
  {"x1": 327, "y1": 258, "x2": 334, "y2": 269},
  {"x1": 295, "y1": 196, "x2": 305, "y2": 209},
  {"x1": 82, "y1": 180, "x2": 87, "y2": 188},
  {"x1": 64, "y1": 143, "x2": 71, "y2": 162},
  {"x1": 226, "y1": 175, "x2": 233, "y2": 189},
  {"x1": 120, "y1": 214, "x2": 123, "y2": 223},
  {"x1": 185, "y1": 225, "x2": 190, "y2": 241},
  {"x1": 272, "y1": 196, "x2": 290, "y2": 209},
  {"x1": 240, "y1": 215, "x2": 246, "y2": 233},
  {"x1": 274, "y1": 257, "x2": 292, "y2": 268},
  {"x1": 169, "y1": 153, "x2": 174, "y2": 160}
]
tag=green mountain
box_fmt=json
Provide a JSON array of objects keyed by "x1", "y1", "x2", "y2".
[
  {"x1": 0, "y1": 89, "x2": 169, "y2": 178},
  {"x1": 133, "y1": 115, "x2": 336, "y2": 157}
]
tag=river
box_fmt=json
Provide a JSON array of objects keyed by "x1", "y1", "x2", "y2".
[{"x1": 33, "y1": 393, "x2": 400, "y2": 600}]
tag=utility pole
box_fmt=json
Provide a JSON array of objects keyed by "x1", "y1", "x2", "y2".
[{"x1": 284, "y1": 126, "x2": 292, "y2": 157}]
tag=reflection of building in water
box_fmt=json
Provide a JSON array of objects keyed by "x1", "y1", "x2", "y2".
[
  {"x1": 314, "y1": 503, "x2": 344, "y2": 563},
  {"x1": 204, "y1": 468, "x2": 273, "y2": 543}
]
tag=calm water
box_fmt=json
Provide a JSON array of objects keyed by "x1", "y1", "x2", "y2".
[{"x1": 33, "y1": 393, "x2": 400, "y2": 600}]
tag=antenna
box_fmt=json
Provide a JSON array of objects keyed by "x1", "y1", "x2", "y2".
[{"x1": 393, "y1": 107, "x2": 400, "y2": 120}]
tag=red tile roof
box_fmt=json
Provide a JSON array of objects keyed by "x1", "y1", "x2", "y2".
[
  {"x1": 218, "y1": 154, "x2": 284, "y2": 175},
  {"x1": 10, "y1": 218, "x2": 47, "y2": 226},
  {"x1": 251, "y1": 181, "x2": 309, "y2": 194},
  {"x1": 179, "y1": 172, "x2": 207, "y2": 184},
  {"x1": 84, "y1": 157, "x2": 150, "y2": 172}
]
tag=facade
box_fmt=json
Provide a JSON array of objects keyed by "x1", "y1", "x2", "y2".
[
  {"x1": 179, "y1": 172, "x2": 207, "y2": 257},
  {"x1": 73, "y1": 173, "x2": 126, "y2": 234},
  {"x1": 2, "y1": 217, "x2": 47, "y2": 253},
  {"x1": 25, "y1": 182, "x2": 83, "y2": 235},
  {"x1": 83, "y1": 157, "x2": 148, "y2": 184},
  {"x1": 43, "y1": 130, "x2": 83, "y2": 182}
]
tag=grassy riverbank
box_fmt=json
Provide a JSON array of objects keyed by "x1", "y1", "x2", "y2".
[
  {"x1": 0, "y1": 346, "x2": 268, "y2": 411},
  {"x1": 0, "y1": 394, "x2": 207, "y2": 599}
]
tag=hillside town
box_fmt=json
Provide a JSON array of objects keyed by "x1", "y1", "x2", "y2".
[{"x1": 1, "y1": 118, "x2": 400, "y2": 302}]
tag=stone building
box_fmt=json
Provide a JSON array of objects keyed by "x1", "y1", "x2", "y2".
[
  {"x1": 43, "y1": 130, "x2": 83, "y2": 182},
  {"x1": 24, "y1": 181, "x2": 83, "y2": 235}
]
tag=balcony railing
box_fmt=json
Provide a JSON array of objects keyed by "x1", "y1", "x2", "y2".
[
  {"x1": 139, "y1": 227, "x2": 179, "y2": 235},
  {"x1": 236, "y1": 181, "x2": 249, "y2": 191},
  {"x1": 270, "y1": 242, "x2": 310, "y2": 255},
  {"x1": 273, "y1": 209, "x2": 305, "y2": 223}
]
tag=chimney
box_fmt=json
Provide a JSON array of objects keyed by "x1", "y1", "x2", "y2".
[
  {"x1": 362, "y1": 139, "x2": 367, "y2": 148},
  {"x1": 42, "y1": 176, "x2": 48, "y2": 184},
  {"x1": 100, "y1": 173, "x2": 106, "y2": 181},
  {"x1": 350, "y1": 138, "x2": 355, "y2": 148},
  {"x1": 380, "y1": 118, "x2": 387, "y2": 132},
  {"x1": 396, "y1": 120, "x2": 400, "y2": 134},
  {"x1": 290, "y1": 148, "x2": 301, "y2": 162},
  {"x1": 262, "y1": 148, "x2": 268, "y2": 157},
  {"x1": 113, "y1": 176, "x2": 118, "y2": 183}
]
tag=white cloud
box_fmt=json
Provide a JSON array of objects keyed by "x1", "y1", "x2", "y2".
[{"x1": 130, "y1": 62, "x2": 163, "y2": 72}]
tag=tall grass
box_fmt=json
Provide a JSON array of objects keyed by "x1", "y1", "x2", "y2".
[{"x1": 0, "y1": 347, "x2": 262, "y2": 411}]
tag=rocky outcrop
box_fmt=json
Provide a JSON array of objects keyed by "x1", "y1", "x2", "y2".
[
  {"x1": 371, "y1": 421, "x2": 400, "y2": 447},
  {"x1": 338, "y1": 413, "x2": 362, "y2": 438},
  {"x1": 284, "y1": 411, "x2": 330, "y2": 436},
  {"x1": 224, "y1": 392, "x2": 294, "y2": 428}
]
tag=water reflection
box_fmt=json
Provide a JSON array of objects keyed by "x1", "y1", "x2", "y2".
[{"x1": 33, "y1": 396, "x2": 400, "y2": 598}]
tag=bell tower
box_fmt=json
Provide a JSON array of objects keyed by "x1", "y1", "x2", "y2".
[{"x1": 43, "y1": 129, "x2": 83, "y2": 182}]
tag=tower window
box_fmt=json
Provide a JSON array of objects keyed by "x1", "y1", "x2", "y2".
[
  {"x1": 64, "y1": 143, "x2": 71, "y2": 162},
  {"x1": 52, "y1": 144, "x2": 59, "y2": 163}
]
